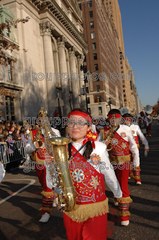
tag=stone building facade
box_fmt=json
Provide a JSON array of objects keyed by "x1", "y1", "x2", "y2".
[{"x1": 0, "y1": 0, "x2": 87, "y2": 121}]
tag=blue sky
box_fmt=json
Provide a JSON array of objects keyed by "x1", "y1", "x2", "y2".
[{"x1": 118, "y1": 0, "x2": 159, "y2": 107}]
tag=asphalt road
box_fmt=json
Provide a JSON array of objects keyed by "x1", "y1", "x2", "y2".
[{"x1": 0, "y1": 122, "x2": 159, "y2": 240}]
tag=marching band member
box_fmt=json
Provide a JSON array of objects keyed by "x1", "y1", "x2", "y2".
[
  {"x1": 25, "y1": 118, "x2": 60, "y2": 223},
  {"x1": 138, "y1": 111, "x2": 149, "y2": 138},
  {"x1": 145, "y1": 113, "x2": 152, "y2": 137},
  {"x1": 100, "y1": 109, "x2": 140, "y2": 226},
  {"x1": 122, "y1": 113, "x2": 149, "y2": 184},
  {"x1": 63, "y1": 108, "x2": 122, "y2": 240}
]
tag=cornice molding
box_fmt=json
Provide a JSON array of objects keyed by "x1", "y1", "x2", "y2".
[{"x1": 28, "y1": 0, "x2": 87, "y2": 47}]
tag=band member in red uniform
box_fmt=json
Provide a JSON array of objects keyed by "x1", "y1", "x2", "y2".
[
  {"x1": 25, "y1": 120, "x2": 60, "y2": 223},
  {"x1": 63, "y1": 108, "x2": 122, "y2": 240},
  {"x1": 100, "y1": 109, "x2": 139, "y2": 226},
  {"x1": 122, "y1": 113, "x2": 149, "y2": 184}
]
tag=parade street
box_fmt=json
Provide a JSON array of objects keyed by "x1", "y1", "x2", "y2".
[{"x1": 0, "y1": 123, "x2": 159, "y2": 240}]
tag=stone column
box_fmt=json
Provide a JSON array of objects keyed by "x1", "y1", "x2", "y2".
[
  {"x1": 69, "y1": 47, "x2": 80, "y2": 108},
  {"x1": 77, "y1": 55, "x2": 86, "y2": 109},
  {"x1": 57, "y1": 36, "x2": 71, "y2": 116},
  {"x1": 40, "y1": 21, "x2": 56, "y2": 117}
]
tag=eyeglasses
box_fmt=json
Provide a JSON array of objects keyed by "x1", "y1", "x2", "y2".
[{"x1": 68, "y1": 120, "x2": 89, "y2": 129}]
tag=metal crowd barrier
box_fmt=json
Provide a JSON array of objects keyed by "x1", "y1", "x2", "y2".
[{"x1": 0, "y1": 141, "x2": 27, "y2": 168}]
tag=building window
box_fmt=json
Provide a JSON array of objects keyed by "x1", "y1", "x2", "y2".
[
  {"x1": 98, "y1": 107, "x2": 102, "y2": 115},
  {"x1": 87, "y1": 97, "x2": 90, "y2": 104},
  {"x1": 120, "y1": 61, "x2": 122, "y2": 64},
  {"x1": 123, "y1": 90, "x2": 125, "y2": 92},
  {"x1": 91, "y1": 32, "x2": 95, "y2": 39},
  {"x1": 121, "y1": 66, "x2": 123, "y2": 69},
  {"x1": 92, "y1": 42, "x2": 96, "y2": 50},
  {"x1": 124, "y1": 94, "x2": 126, "y2": 97},
  {"x1": 96, "y1": 85, "x2": 100, "y2": 92},
  {"x1": 5, "y1": 19, "x2": 10, "y2": 37},
  {"x1": 89, "y1": 11, "x2": 93, "y2": 18},
  {"x1": 90, "y1": 21, "x2": 94, "y2": 28},
  {"x1": 8, "y1": 60, "x2": 14, "y2": 81},
  {"x1": 78, "y1": 3, "x2": 81, "y2": 10},
  {"x1": 110, "y1": 10, "x2": 112, "y2": 13},
  {"x1": 109, "y1": 2, "x2": 111, "y2": 4},
  {"x1": 5, "y1": 96, "x2": 15, "y2": 121},
  {"x1": 94, "y1": 96, "x2": 101, "y2": 102},
  {"x1": 93, "y1": 53, "x2": 97, "y2": 60},
  {"x1": 94, "y1": 64, "x2": 98, "y2": 71},
  {"x1": 106, "y1": 3, "x2": 108, "y2": 5},
  {"x1": 88, "y1": 1, "x2": 92, "y2": 7},
  {"x1": 110, "y1": 6, "x2": 112, "y2": 9}
]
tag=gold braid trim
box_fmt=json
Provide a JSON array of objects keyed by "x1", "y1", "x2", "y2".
[
  {"x1": 35, "y1": 158, "x2": 45, "y2": 165},
  {"x1": 109, "y1": 154, "x2": 131, "y2": 164},
  {"x1": 133, "y1": 166, "x2": 141, "y2": 171},
  {"x1": 65, "y1": 198, "x2": 109, "y2": 223},
  {"x1": 39, "y1": 207, "x2": 52, "y2": 213},
  {"x1": 41, "y1": 190, "x2": 54, "y2": 198},
  {"x1": 119, "y1": 196, "x2": 133, "y2": 203},
  {"x1": 118, "y1": 211, "x2": 131, "y2": 217},
  {"x1": 133, "y1": 175, "x2": 141, "y2": 180},
  {"x1": 133, "y1": 166, "x2": 141, "y2": 180}
]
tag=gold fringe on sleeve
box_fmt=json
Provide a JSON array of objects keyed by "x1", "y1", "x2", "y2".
[
  {"x1": 64, "y1": 198, "x2": 109, "y2": 223},
  {"x1": 109, "y1": 154, "x2": 131, "y2": 164}
]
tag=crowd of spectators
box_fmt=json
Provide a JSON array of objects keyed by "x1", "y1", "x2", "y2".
[
  {"x1": 0, "y1": 120, "x2": 32, "y2": 170},
  {"x1": 0, "y1": 120, "x2": 28, "y2": 143}
]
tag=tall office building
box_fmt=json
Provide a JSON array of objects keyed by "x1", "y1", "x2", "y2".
[
  {"x1": 103, "y1": 0, "x2": 140, "y2": 114},
  {"x1": 78, "y1": 0, "x2": 123, "y2": 118}
]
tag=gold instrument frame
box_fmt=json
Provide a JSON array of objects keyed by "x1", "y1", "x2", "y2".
[{"x1": 49, "y1": 137, "x2": 76, "y2": 212}]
